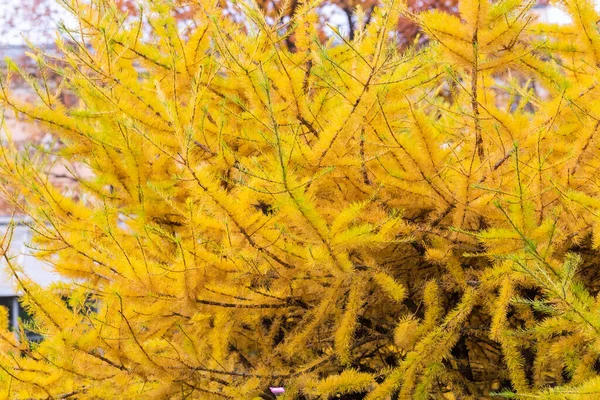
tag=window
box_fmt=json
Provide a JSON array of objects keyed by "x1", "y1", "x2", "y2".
[
  {"x1": 0, "y1": 296, "x2": 17, "y2": 330},
  {"x1": 0, "y1": 296, "x2": 43, "y2": 342}
]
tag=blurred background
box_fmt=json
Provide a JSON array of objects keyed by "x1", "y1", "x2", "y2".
[{"x1": 0, "y1": 0, "x2": 571, "y2": 48}]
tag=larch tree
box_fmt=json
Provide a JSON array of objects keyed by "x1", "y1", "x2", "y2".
[{"x1": 1, "y1": 0, "x2": 600, "y2": 399}]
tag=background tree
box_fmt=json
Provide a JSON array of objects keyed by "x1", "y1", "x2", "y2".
[
  {"x1": 1, "y1": 0, "x2": 600, "y2": 399},
  {"x1": 0, "y1": 0, "x2": 460, "y2": 49}
]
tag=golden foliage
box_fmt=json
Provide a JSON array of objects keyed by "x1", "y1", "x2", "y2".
[{"x1": 2, "y1": 0, "x2": 600, "y2": 398}]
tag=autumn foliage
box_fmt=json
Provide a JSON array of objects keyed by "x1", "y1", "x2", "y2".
[{"x1": 1, "y1": 0, "x2": 600, "y2": 398}]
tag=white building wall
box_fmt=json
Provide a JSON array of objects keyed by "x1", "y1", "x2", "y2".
[{"x1": 0, "y1": 217, "x2": 67, "y2": 297}]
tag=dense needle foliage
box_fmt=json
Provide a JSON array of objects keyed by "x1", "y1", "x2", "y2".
[{"x1": 1, "y1": 0, "x2": 600, "y2": 398}]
